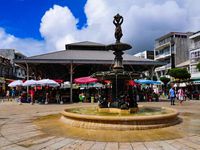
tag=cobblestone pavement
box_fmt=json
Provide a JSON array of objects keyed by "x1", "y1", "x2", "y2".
[{"x1": 0, "y1": 100, "x2": 200, "y2": 150}]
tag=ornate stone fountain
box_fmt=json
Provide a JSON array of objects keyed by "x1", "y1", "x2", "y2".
[{"x1": 61, "y1": 14, "x2": 180, "y2": 132}]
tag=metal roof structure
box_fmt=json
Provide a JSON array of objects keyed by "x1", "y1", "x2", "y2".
[{"x1": 14, "y1": 41, "x2": 165, "y2": 66}]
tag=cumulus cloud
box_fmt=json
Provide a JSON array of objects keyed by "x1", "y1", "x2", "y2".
[
  {"x1": 1, "y1": 0, "x2": 200, "y2": 56},
  {"x1": 39, "y1": 0, "x2": 200, "y2": 54},
  {"x1": 0, "y1": 28, "x2": 46, "y2": 56}
]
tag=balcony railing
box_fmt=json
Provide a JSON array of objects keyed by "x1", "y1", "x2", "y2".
[
  {"x1": 190, "y1": 58, "x2": 200, "y2": 64},
  {"x1": 190, "y1": 46, "x2": 200, "y2": 51},
  {"x1": 155, "y1": 52, "x2": 171, "y2": 60},
  {"x1": 155, "y1": 63, "x2": 171, "y2": 71}
]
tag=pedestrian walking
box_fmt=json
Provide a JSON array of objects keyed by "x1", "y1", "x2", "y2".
[
  {"x1": 178, "y1": 88, "x2": 185, "y2": 105},
  {"x1": 6, "y1": 90, "x2": 10, "y2": 101},
  {"x1": 169, "y1": 86, "x2": 175, "y2": 105}
]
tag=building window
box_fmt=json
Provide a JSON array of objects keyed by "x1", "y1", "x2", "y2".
[
  {"x1": 190, "y1": 65, "x2": 199, "y2": 74},
  {"x1": 190, "y1": 50, "x2": 200, "y2": 59}
]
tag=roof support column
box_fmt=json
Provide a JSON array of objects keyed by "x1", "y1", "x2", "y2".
[
  {"x1": 25, "y1": 62, "x2": 29, "y2": 99},
  {"x1": 149, "y1": 65, "x2": 155, "y2": 80},
  {"x1": 70, "y1": 61, "x2": 73, "y2": 103}
]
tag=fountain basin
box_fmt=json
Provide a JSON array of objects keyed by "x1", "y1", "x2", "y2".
[{"x1": 61, "y1": 106, "x2": 180, "y2": 130}]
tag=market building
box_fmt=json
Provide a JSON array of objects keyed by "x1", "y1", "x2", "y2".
[{"x1": 14, "y1": 41, "x2": 165, "y2": 102}]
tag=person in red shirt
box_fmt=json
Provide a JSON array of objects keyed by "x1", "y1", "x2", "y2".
[{"x1": 29, "y1": 88, "x2": 35, "y2": 104}]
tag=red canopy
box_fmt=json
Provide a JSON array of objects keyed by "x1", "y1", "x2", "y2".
[
  {"x1": 74, "y1": 76, "x2": 98, "y2": 84},
  {"x1": 53, "y1": 79, "x2": 64, "y2": 83},
  {"x1": 103, "y1": 80, "x2": 111, "y2": 84},
  {"x1": 129, "y1": 80, "x2": 140, "y2": 86}
]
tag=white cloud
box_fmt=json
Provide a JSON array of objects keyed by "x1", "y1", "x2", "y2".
[
  {"x1": 0, "y1": 0, "x2": 200, "y2": 56},
  {"x1": 0, "y1": 28, "x2": 46, "y2": 56}
]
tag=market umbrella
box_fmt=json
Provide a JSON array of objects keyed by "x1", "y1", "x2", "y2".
[
  {"x1": 93, "y1": 83, "x2": 103, "y2": 88},
  {"x1": 129, "y1": 80, "x2": 140, "y2": 86},
  {"x1": 153, "y1": 81, "x2": 162, "y2": 85},
  {"x1": 23, "y1": 79, "x2": 38, "y2": 86},
  {"x1": 80, "y1": 83, "x2": 103, "y2": 88},
  {"x1": 135, "y1": 79, "x2": 155, "y2": 84},
  {"x1": 37, "y1": 79, "x2": 59, "y2": 87},
  {"x1": 74, "y1": 76, "x2": 98, "y2": 84},
  {"x1": 8, "y1": 80, "x2": 23, "y2": 87},
  {"x1": 179, "y1": 83, "x2": 187, "y2": 87},
  {"x1": 60, "y1": 81, "x2": 79, "y2": 89}
]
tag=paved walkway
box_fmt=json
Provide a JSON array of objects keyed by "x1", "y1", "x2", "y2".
[{"x1": 0, "y1": 100, "x2": 200, "y2": 150}]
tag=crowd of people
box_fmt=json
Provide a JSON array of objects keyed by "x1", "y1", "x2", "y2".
[
  {"x1": 0, "y1": 83, "x2": 198, "y2": 106},
  {"x1": 169, "y1": 85, "x2": 188, "y2": 105}
]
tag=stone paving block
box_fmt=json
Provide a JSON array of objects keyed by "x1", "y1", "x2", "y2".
[
  {"x1": 168, "y1": 140, "x2": 194, "y2": 150},
  {"x1": 2, "y1": 127, "x2": 39, "y2": 136},
  {"x1": 164, "y1": 140, "x2": 176, "y2": 144},
  {"x1": 44, "y1": 138, "x2": 74, "y2": 150},
  {"x1": 131, "y1": 142, "x2": 148, "y2": 150},
  {"x1": 177, "y1": 138, "x2": 200, "y2": 149},
  {"x1": 29, "y1": 137, "x2": 65, "y2": 150},
  {"x1": 104, "y1": 142, "x2": 118, "y2": 150},
  {"x1": 59, "y1": 139, "x2": 85, "y2": 150},
  {"x1": 73, "y1": 140, "x2": 95, "y2": 150},
  {"x1": 0, "y1": 137, "x2": 12, "y2": 147},
  {"x1": 188, "y1": 135, "x2": 200, "y2": 144},
  {"x1": 154, "y1": 141, "x2": 178, "y2": 150},
  {"x1": 1, "y1": 144, "x2": 28, "y2": 150},
  {"x1": 89, "y1": 142, "x2": 107, "y2": 150},
  {"x1": 17, "y1": 136, "x2": 55, "y2": 147},
  {"x1": 144, "y1": 141, "x2": 163, "y2": 150},
  {"x1": 5, "y1": 130, "x2": 43, "y2": 143},
  {"x1": 118, "y1": 142, "x2": 133, "y2": 150}
]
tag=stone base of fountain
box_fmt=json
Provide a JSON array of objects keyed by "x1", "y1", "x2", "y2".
[{"x1": 61, "y1": 106, "x2": 180, "y2": 130}]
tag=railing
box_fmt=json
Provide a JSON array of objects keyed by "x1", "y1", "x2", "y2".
[
  {"x1": 190, "y1": 46, "x2": 200, "y2": 51},
  {"x1": 155, "y1": 51, "x2": 170, "y2": 59},
  {"x1": 155, "y1": 63, "x2": 171, "y2": 71},
  {"x1": 190, "y1": 58, "x2": 200, "y2": 63}
]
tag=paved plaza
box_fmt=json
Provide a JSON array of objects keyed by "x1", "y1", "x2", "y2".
[{"x1": 0, "y1": 100, "x2": 200, "y2": 150}]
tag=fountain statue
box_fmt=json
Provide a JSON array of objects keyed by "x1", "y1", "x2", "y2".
[
  {"x1": 93, "y1": 14, "x2": 139, "y2": 110},
  {"x1": 113, "y1": 13, "x2": 123, "y2": 43}
]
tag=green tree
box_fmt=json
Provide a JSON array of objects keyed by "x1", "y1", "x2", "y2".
[
  {"x1": 196, "y1": 62, "x2": 200, "y2": 72},
  {"x1": 160, "y1": 76, "x2": 170, "y2": 85},
  {"x1": 152, "y1": 75, "x2": 157, "y2": 81},
  {"x1": 168, "y1": 68, "x2": 191, "y2": 80},
  {"x1": 160, "y1": 76, "x2": 170, "y2": 96}
]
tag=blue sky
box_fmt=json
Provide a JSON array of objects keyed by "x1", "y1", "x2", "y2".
[
  {"x1": 0, "y1": 0, "x2": 87, "y2": 40},
  {"x1": 0, "y1": 0, "x2": 199, "y2": 56}
]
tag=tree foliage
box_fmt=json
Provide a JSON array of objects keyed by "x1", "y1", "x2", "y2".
[
  {"x1": 160, "y1": 76, "x2": 170, "y2": 85},
  {"x1": 168, "y1": 68, "x2": 191, "y2": 80},
  {"x1": 196, "y1": 62, "x2": 200, "y2": 72},
  {"x1": 152, "y1": 75, "x2": 157, "y2": 81}
]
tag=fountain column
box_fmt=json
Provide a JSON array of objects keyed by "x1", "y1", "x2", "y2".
[{"x1": 106, "y1": 14, "x2": 132, "y2": 100}]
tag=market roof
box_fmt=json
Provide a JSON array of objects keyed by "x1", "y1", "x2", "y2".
[
  {"x1": 66, "y1": 41, "x2": 106, "y2": 51},
  {"x1": 14, "y1": 41, "x2": 165, "y2": 66}
]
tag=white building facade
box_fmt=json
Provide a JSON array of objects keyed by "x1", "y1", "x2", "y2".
[
  {"x1": 0, "y1": 49, "x2": 26, "y2": 79},
  {"x1": 189, "y1": 31, "x2": 200, "y2": 81},
  {"x1": 134, "y1": 50, "x2": 154, "y2": 60},
  {"x1": 154, "y1": 32, "x2": 192, "y2": 79}
]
